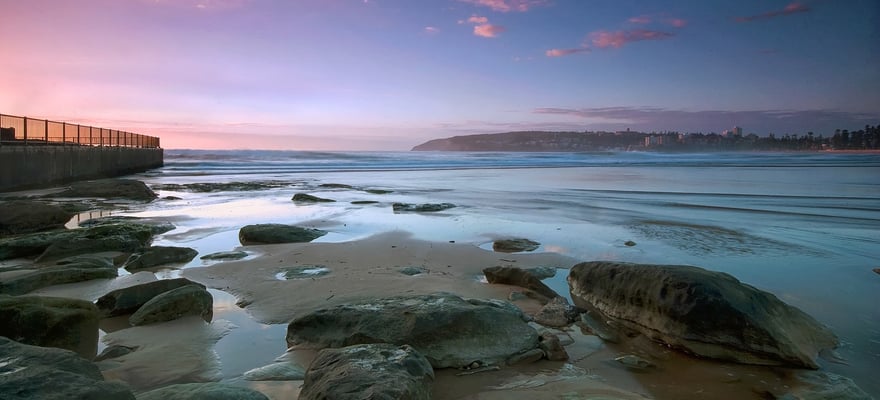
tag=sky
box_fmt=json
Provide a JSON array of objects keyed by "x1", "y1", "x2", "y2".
[{"x1": 1, "y1": 0, "x2": 878, "y2": 150}]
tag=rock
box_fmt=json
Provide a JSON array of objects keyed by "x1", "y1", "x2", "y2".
[
  {"x1": 124, "y1": 246, "x2": 198, "y2": 271},
  {"x1": 163, "y1": 196, "x2": 182, "y2": 200},
  {"x1": 568, "y1": 261, "x2": 839, "y2": 368},
  {"x1": 873, "y1": 268, "x2": 880, "y2": 275},
  {"x1": 576, "y1": 311, "x2": 621, "y2": 343},
  {"x1": 538, "y1": 332, "x2": 568, "y2": 361},
  {"x1": 0, "y1": 337, "x2": 135, "y2": 400},
  {"x1": 243, "y1": 361, "x2": 306, "y2": 381},
  {"x1": 525, "y1": 266, "x2": 557, "y2": 279},
  {"x1": 0, "y1": 295, "x2": 99, "y2": 358},
  {"x1": 483, "y1": 266, "x2": 561, "y2": 303},
  {"x1": 129, "y1": 284, "x2": 213, "y2": 326},
  {"x1": 318, "y1": 183, "x2": 354, "y2": 189},
  {"x1": 614, "y1": 354, "x2": 655, "y2": 370},
  {"x1": 506, "y1": 348, "x2": 545, "y2": 365},
  {"x1": 200, "y1": 250, "x2": 248, "y2": 260},
  {"x1": 351, "y1": 200, "x2": 379, "y2": 205},
  {"x1": 137, "y1": 382, "x2": 268, "y2": 400},
  {"x1": 364, "y1": 189, "x2": 393, "y2": 194},
  {"x1": 96, "y1": 278, "x2": 205, "y2": 317},
  {"x1": 392, "y1": 202, "x2": 456, "y2": 212},
  {"x1": 779, "y1": 371, "x2": 872, "y2": 400},
  {"x1": 292, "y1": 193, "x2": 335, "y2": 203},
  {"x1": 153, "y1": 181, "x2": 290, "y2": 193},
  {"x1": 35, "y1": 223, "x2": 155, "y2": 262},
  {"x1": 493, "y1": 238, "x2": 540, "y2": 253},
  {"x1": 95, "y1": 345, "x2": 138, "y2": 361},
  {"x1": 300, "y1": 344, "x2": 434, "y2": 400},
  {"x1": 0, "y1": 230, "x2": 76, "y2": 261},
  {"x1": 624, "y1": 240, "x2": 637, "y2": 247},
  {"x1": 287, "y1": 293, "x2": 539, "y2": 368},
  {"x1": 0, "y1": 260, "x2": 117, "y2": 296},
  {"x1": 50, "y1": 178, "x2": 157, "y2": 201},
  {"x1": 533, "y1": 296, "x2": 578, "y2": 328},
  {"x1": 277, "y1": 265, "x2": 330, "y2": 280},
  {"x1": 77, "y1": 216, "x2": 175, "y2": 235},
  {"x1": 399, "y1": 266, "x2": 426, "y2": 276},
  {"x1": 239, "y1": 223, "x2": 327, "y2": 245},
  {"x1": 0, "y1": 200, "x2": 73, "y2": 236}
]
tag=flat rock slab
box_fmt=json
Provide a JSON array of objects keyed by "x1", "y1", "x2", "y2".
[
  {"x1": 0, "y1": 337, "x2": 135, "y2": 400},
  {"x1": 35, "y1": 223, "x2": 155, "y2": 262},
  {"x1": 493, "y1": 238, "x2": 540, "y2": 253},
  {"x1": 568, "y1": 261, "x2": 839, "y2": 368},
  {"x1": 239, "y1": 224, "x2": 327, "y2": 245},
  {"x1": 0, "y1": 295, "x2": 99, "y2": 358},
  {"x1": 286, "y1": 293, "x2": 539, "y2": 368},
  {"x1": 300, "y1": 344, "x2": 434, "y2": 400},
  {"x1": 392, "y1": 202, "x2": 456, "y2": 212},
  {"x1": 48, "y1": 179, "x2": 157, "y2": 201},
  {"x1": 292, "y1": 193, "x2": 335, "y2": 203},
  {"x1": 0, "y1": 262, "x2": 117, "y2": 296},
  {"x1": 200, "y1": 250, "x2": 248, "y2": 260},
  {"x1": 0, "y1": 200, "x2": 73, "y2": 236}
]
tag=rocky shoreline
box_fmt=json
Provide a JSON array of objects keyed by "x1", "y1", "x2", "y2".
[{"x1": 0, "y1": 178, "x2": 873, "y2": 399}]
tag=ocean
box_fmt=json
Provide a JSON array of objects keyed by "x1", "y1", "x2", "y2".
[{"x1": 125, "y1": 149, "x2": 879, "y2": 397}]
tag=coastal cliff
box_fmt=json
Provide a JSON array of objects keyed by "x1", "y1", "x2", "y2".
[{"x1": 411, "y1": 131, "x2": 638, "y2": 152}]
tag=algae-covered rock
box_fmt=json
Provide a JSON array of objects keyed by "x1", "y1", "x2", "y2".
[
  {"x1": 137, "y1": 382, "x2": 268, "y2": 400},
  {"x1": 0, "y1": 295, "x2": 100, "y2": 357},
  {"x1": 49, "y1": 179, "x2": 157, "y2": 201},
  {"x1": 124, "y1": 246, "x2": 198, "y2": 271},
  {"x1": 35, "y1": 223, "x2": 154, "y2": 262},
  {"x1": 392, "y1": 202, "x2": 456, "y2": 212},
  {"x1": 96, "y1": 278, "x2": 205, "y2": 317},
  {"x1": 292, "y1": 193, "x2": 336, "y2": 203},
  {"x1": 129, "y1": 285, "x2": 213, "y2": 326},
  {"x1": 493, "y1": 238, "x2": 540, "y2": 253},
  {"x1": 239, "y1": 224, "x2": 327, "y2": 245},
  {"x1": 0, "y1": 200, "x2": 73, "y2": 236}
]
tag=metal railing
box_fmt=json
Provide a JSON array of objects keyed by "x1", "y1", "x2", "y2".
[{"x1": 0, "y1": 113, "x2": 160, "y2": 148}]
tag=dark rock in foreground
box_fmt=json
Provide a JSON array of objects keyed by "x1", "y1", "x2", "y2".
[
  {"x1": 137, "y1": 382, "x2": 268, "y2": 400},
  {"x1": 129, "y1": 284, "x2": 213, "y2": 326},
  {"x1": 124, "y1": 246, "x2": 198, "y2": 271},
  {"x1": 0, "y1": 200, "x2": 73, "y2": 236},
  {"x1": 292, "y1": 193, "x2": 336, "y2": 203},
  {"x1": 300, "y1": 344, "x2": 434, "y2": 400},
  {"x1": 0, "y1": 295, "x2": 99, "y2": 358},
  {"x1": 96, "y1": 278, "x2": 205, "y2": 317},
  {"x1": 483, "y1": 266, "x2": 560, "y2": 303},
  {"x1": 287, "y1": 293, "x2": 538, "y2": 368},
  {"x1": 49, "y1": 178, "x2": 157, "y2": 201},
  {"x1": 568, "y1": 261, "x2": 839, "y2": 368},
  {"x1": 0, "y1": 337, "x2": 135, "y2": 400},
  {"x1": 77, "y1": 216, "x2": 175, "y2": 235},
  {"x1": 35, "y1": 223, "x2": 154, "y2": 262},
  {"x1": 392, "y1": 202, "x2": 456, "y2": 212},
  {"x1": 0, "y1": 230, "x2": 76, "y2": 261},
  {"x1": 493, "y1": 238, "x2": 540, "y2": 253},
  {"x1": 239, "y1": 224, "x2": 327, "y2": 245}
]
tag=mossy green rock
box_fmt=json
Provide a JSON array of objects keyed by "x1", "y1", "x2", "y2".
[
  {"x1": 0, "y1": 200, "x2": 73, "y2": 236},
  {"x1": 35, "y1": 223, "x2": 154, "y2": 262},
  {"x1": 96, "y1": 278, "x2": 205, "y2": 317},
  {"x1": 50, "y1": 179, "x2": 157, "y2": 201},
  {"x1": 0, "y1": 295, "x2": 100, "y2": 358},
  {"x1": 0, "y1": 230, "x2": 76, "y2": 261},
  {"x1": 129, "y1": 285, "x2": 213, "y2": 326},
  {"x1": 239, "y1": 224, "x2": 327, "y2": 245},
  {"x1": 125, "y1": 246, "x2": 198, "y2": 271},
  {"x1": 137, "y1": 382, "x2": 268, "y2": 400}
]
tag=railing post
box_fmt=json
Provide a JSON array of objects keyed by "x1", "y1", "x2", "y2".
[
  {"x1": 76, "y1": 124, "x2": 81, "y2": 145},
  {"x1": 44, "y1": 119, "x2": 48, "y2": 143},
  {"x1": 23, "y1": 117, "x2": 28, "y2": 145},
  {"x1": 89, "y1": 126, "x2": 93, "y2": 146},
  {"x1": 62, "y1": 122, "x2": 66, "y2": 145}
]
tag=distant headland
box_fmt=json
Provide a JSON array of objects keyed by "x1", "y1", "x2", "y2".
[{"x1": 412, "y1": 125, "x2": 880, "y2": 152}]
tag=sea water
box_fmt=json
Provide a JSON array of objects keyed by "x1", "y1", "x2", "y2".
[{"x1": 124, "y1": 150, "x2": 879, "y2": 396}]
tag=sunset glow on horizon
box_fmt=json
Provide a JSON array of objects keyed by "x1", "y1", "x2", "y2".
[{"x1": 2, "y1": 0, "x2": 878, "y2": 150}]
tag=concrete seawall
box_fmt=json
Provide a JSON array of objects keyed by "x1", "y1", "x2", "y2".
[{"x1": 0, "y1": 146, "x2": 163, "y2": 192}]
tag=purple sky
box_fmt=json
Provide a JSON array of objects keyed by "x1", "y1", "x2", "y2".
[{"x1": 1, "y1": 0, "x2": 878, "y2": 150}]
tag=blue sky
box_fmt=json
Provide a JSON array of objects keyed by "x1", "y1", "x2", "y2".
[{"x1": 1, "y1": 0, "x2": 878, "y2": 149}]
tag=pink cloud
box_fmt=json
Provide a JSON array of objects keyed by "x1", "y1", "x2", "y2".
[
  {"x1": 545, "y1": 47, "x2": 589, "y2": 57},
  {"x1": 458, "y1": 0, "x2": 548, "y2": 12},
  {"x1": 628, "y1": 15, "x2": 652, "y2": 24},
  {"x1": 668, "y1": 18, "x2": 687, "y2": 28},
  {"x1": 424, "y1": 26, "x2": 439, "y2": 34},
  {"x1": 590, "y1": 29, "x2": 673, "y2": 49},
  {"x1": 735, "y1": 2, "x2": 811, "y2": 22},
  {"x1": 474, "y1": 24, "x2": 506, "y2": 38},
  {"x1": 467, "y1": 15, "x2": 489, "y2": 24}
]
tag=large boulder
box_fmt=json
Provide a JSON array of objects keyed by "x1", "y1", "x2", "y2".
[
  {"x1": 129, "y1": 285, "x2": 213, "y2": 326},
  {"x1": 35, "y1": 223, "x2": 155, "y2": 262},
  {"x1": 0, "y1": 200, "x2": 73, "y2": 236},
  {"x1": 568, "y1": 261, "x2": 839, "y2": 368},
  {"x1": 238, "y1": 223, "x2": 327, "y2": 245},
  {"x1": 124, "y1": 246, "x2": 198, "y2": 271},
  {"x1": 287, "y1": 293, "x2": 539, "y2": 368},
  {"x1": 136, "y1": 382, "x2": 268, "y2": 400},
  {"x1": 0, "y1": 336, "x2": 135, "y2": 400},
  {"x1": 77, "y1": 216, "x2": 175, "y2": 235},
  {"x1": 300, "y1": 344, "x2": 434, "y2": 400},
  {"x1": 0, "y1": 259, "x2": 117, "y2": 295},
  {"x1": 49, "y1": 179, "x2": 157, "y2": 201},
  {"x1": 0, "y1": 295, "x2": 99, "y2": 358},
  {"x1": 96, "y1": 278, "x2": 205, "y2": 317},
  {"x1": 484, "y1": 266, "x2": 561, "y2": 303}
]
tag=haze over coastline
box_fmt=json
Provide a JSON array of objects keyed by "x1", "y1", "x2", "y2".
[{"x1": 1, "y1": 0, "x2": 878, "y2": 150}]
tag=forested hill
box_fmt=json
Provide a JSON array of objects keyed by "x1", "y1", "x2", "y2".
[{"x1": 411, "y1": 131, "x2": 644, "y2": 151}]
